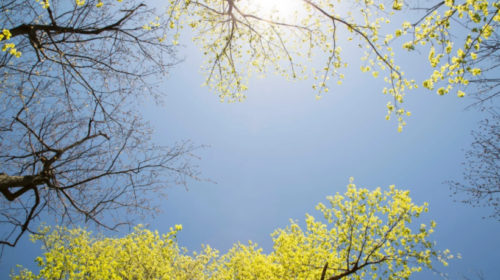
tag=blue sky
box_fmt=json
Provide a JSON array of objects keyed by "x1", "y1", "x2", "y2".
[{"x1": 3, "y1": 2, "x2": 500, "y2": 279}]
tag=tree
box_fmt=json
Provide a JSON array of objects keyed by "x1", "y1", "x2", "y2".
[
  {"x1": 0, "y1": 0, "x2": 206, "y2": 254},
  {"x1": 446, "y1": 109, "x2": 500, "y2": 220},
  {"x1": 11, "y1": 181, "x2": 453, "y2": 280},
  {"x1": 2, "y1": 0, "x2": 496, "y2": 261}
]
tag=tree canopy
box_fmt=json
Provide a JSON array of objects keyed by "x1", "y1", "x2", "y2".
[
  {"x1": 161, "y1": 0, "x2": 500, "y2": 130},
  {"x1": 11, "y1": 182, "x2": 453, "y2": 280},
  {"x1": 3, "y1": 0, "x2": 499, "y2": 131}
]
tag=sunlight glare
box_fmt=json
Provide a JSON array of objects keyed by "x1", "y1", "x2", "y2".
[{"x1": 246, "y1": 0, "x2": 301, "y2": 18}]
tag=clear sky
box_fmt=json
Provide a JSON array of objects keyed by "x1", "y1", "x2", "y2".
[{"x1": 2, "y1": 2, "x2": 500, "y2": 279}]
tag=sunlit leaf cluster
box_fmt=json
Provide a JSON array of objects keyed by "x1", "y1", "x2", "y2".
[
  {"x1": 161, "y1": 0, "x2": 416, "y2": 131},
  {"x1": 158, "y1": 0, "x2": 498, "y2": 130},
  {"x1": 0, "y1": 29, "x2": 21, "y2": 57},
  {"x1": 403, "y1": 0, "x2": 500, "y2": 99}
]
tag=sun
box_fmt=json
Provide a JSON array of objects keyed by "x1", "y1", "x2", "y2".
[{"x1": 244, "y1": 0, "x2": 301, "y2": 18}]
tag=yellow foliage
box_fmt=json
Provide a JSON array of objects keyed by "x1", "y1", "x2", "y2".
[
  {"x1": 12, "y1": 181, "x2": 450, "y2": 280},
  {"x1": 153, "y1": 0, "x2": 494, "y2": 129}
]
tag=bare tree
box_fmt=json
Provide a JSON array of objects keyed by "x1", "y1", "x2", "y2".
[
  {"x1": 458, "y1": 270, "x2": 486, "y2": 280},
  {"x1": 445, "y1": 109, "x2": 500, "y2": 220},
  {"x1": 0, "y1": 0, "x2": 206, "y2": 256}
]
